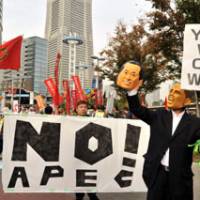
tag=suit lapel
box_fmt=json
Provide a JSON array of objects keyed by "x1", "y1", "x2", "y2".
[
  {"x1": 163, "y1": 110, "x2": 172, "y2": 139},
  {"x1": 171, "y1": 112, "x2": 191, "y2": 141}
]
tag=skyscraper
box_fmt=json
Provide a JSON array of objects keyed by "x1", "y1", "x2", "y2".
[{"x1": 45, "y1": 0, "x2": 93, "y2": 90}]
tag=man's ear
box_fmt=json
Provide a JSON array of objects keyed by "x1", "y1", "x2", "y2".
[{"x1": 184, "y1": 97, "x2": 191, "y2": 106}]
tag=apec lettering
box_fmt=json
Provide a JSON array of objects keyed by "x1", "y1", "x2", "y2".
[{"x1": 8, "y1": 121, "x2": 141, "y2": 189}]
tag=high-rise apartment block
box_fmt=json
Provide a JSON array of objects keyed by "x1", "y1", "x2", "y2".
[{"x1": 45, "y1": 0, "x2": 93, "y2": 90}]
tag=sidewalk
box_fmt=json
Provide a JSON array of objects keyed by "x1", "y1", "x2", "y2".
[{"x1": 0, "y1": 190, "x2": 146, "y2": 200}]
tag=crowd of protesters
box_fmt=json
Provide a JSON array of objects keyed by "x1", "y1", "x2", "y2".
[{"x1": 0, "y1": 100, "x2": 136, "y2": 119}]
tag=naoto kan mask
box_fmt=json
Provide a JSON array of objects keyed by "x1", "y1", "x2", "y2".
[
  {"x1": 167, "y1": 83, "x2": 191, "y2": 109},
  {"x1": 117, "y1": 62, "x2": 143, "y2": 90}
]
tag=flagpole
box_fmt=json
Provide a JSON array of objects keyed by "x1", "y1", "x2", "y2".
[
  {"x1": 19, "y1": 76, "x2": 22, "y2": 108},
  {"x1": 11, "y1": 71, "x2": 13, "y2": 110}
]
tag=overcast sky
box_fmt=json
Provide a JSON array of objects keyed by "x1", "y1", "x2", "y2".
[{"x1": 2, "y1": 0, "x2": 151, "y2": 54}]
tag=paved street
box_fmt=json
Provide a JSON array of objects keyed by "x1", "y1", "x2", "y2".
[
  {"x1": 0, "y1": 191, "x2": 146, "y2": 200},
  {"x1": 0, "y1": 189, "x2": 146, "y2": 200}
]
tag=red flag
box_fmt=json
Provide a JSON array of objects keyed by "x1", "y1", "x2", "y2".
[
  {"x1": 63, "y1": 80, "x2": 71, "y2": 115},
  {"x1": 96, "y1": 89, "x2": 103, "y2": 106},
  {"x1": 71, "y1": 75, "x2": 87, "y2": 101},
  {"x1": 71, "y1": 90, "x2": 78, "y2": 110},
  {"x1": 0, "y1": 36, "x2": 23, "y2": 70},
  {"x1": 54, "y1": 52, "x2": 61, "y2": 89},
  {"x1": 44, "y1": 77, "x2": 63, "y2": 106}
]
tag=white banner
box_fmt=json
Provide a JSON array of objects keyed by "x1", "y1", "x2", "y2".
[
  {"x1": 2, "y1": 115, "x2": 149, "y2": 193},
  {"x1": 181, "y1": 24, "x2": 200, "y2": 90}
]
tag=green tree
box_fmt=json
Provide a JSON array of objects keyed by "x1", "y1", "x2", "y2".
[
  {"x1": 145, "y1": 0, "x2": 200, "y2": 77},
  {"x1": 146, "y1": 0, "x2": 200, "y2": 115},
  {"x1": 100, "y1": 21, "x2": 165, "y2": 94},
  {"x1": 100, "y1": 0, "x2": 200, "y2": 112}
]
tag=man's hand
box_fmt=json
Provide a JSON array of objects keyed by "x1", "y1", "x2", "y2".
[{"x1": 193, "y1": 153, "x2": 200, "y2": 163}]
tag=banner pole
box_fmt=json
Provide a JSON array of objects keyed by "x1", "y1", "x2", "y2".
[
  {"x1": 194, "y1": 91, "x2": 200, "y2": 117},
  {"x1": 11, "y1": 71, "x2": 14, "y2": 109}
]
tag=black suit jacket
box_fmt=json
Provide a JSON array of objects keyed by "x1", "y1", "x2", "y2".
[{"x1": 127, "y1": 94, "x2": 200, "y2": 194}]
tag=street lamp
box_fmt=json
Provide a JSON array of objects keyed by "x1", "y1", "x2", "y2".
[
  {"x1": 91, "y1": 55, "x2": 105, "y2": 89},
  {"x1": 63, "y1": 33, "x2": 83, "y2": 80},
  {"x1": 75, "y1": 63, "x2": 90, "y2": 89},
  {"x1": 91, "y1": 55, "x2": 105, "y2": 66}
]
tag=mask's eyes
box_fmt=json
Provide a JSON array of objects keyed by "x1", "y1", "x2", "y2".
[
  {"x1": 169, "y1": 89, "x2": 173, "y2": 93},
  {"x1": 130, "y1": 72, "x2": 136, "y2": 76},
  {"x1": 174, "y1": 90, "x2": 182, "y2": 95},
  {"x1": 124, "y1": 69, "x2": 128, "y2": 74}
]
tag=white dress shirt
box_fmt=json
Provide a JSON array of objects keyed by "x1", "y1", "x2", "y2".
[
  {"x1": 161, "y1": 110, "x2": 185, "y2": 167},
  {"x1": 127, "y1": 90, "x2": 185, "y2": 167}
]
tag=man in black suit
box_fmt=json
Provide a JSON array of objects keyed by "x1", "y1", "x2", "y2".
[
  {"x1": 129, "y1": 83, "x2": 200, "y2": 200},
  {"x1": 117, "y1": 61, "x2": 200, "y2": 200}
]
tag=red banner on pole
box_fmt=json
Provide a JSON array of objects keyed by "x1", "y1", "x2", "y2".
[
  {"x1": 96, "y1": 89, "x2": 103, "y2": 106},
  {"x1": 54, "y1": 52, "x2": 61, "y2": 90},
  {"x1": 71, "y1": 75, "x2": 87, "y2": 101},
  {"x1": 71, "y1": 90, "x2": 77, "y2": 111},
  {"x1": 63, "y1": 80, "x2": 71, "y2": 115},
  {"x1": 44, "y1": 77, "x2": 63, "y2": 106}
]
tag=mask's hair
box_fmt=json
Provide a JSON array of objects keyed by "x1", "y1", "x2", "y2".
[{"x1": 120, "y1": 60, "x2": 144, "y2": 80}]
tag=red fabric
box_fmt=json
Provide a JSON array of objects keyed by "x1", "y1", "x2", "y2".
[
  {"x1": 71, "y1": 75, "x2": 87, "y2": 101},
  {"x1": 63, "y1": 80, "x2": 71, "y2": 115},
  {"x1": 44, "y1": 77, "x2": 63, "y2": 106},
  {"x1": 71, "y1": 90, "x2": 77, "y2": 110},
  {"x1": 93, "y1": 89, "x2": 98, "y2": 109},
  {"x1": 96, "y1": 89, "x2": 103, "y2": 106},
  {"x1": 0, "y1": 36, "x2": 23, "y2": 70},
  {"x1": 54, "y1": 52, "x2": 61, "y2": 89}
]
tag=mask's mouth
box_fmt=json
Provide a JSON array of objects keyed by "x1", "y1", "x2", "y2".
[
  {"x1": 168, "y1": 96, "x2": 173, "y2": 101},
  {"x1": 123, "y1": 79, "x2": 132, "y2": 84}
]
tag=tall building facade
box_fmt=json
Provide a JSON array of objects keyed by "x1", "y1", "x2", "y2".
[
  {"x1": 22, "y1": 37, "x2": 48, "y2": 95},
  {"x1": 2, "y1": 37, "x2": 48, "y2": 95},
  {"x1": 45, "y1": 0, "x2": 93, "y2": 90}
]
